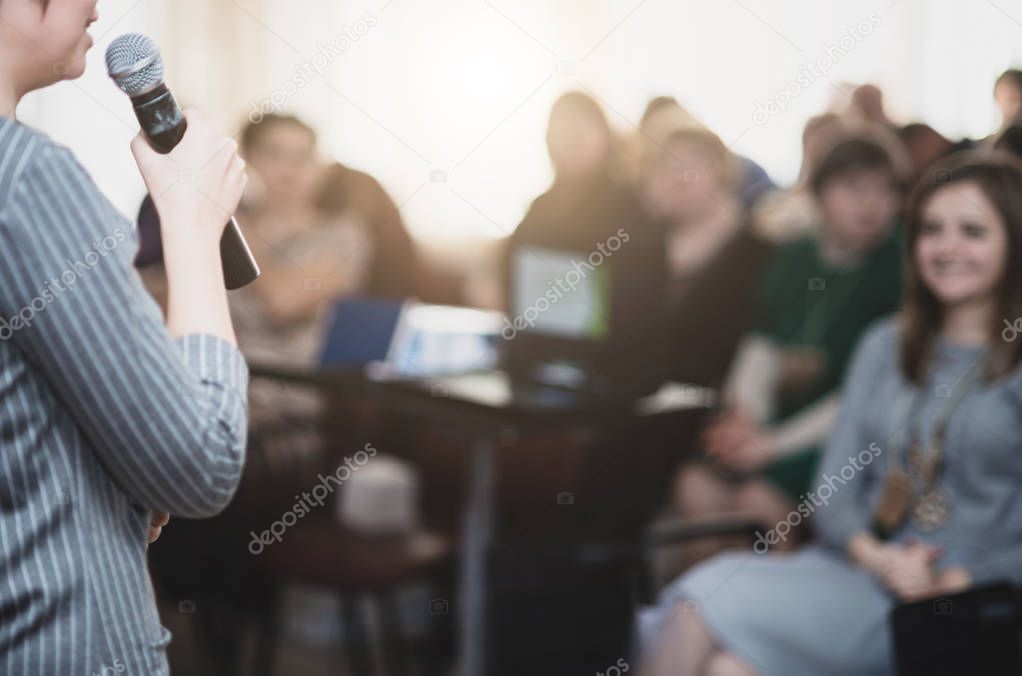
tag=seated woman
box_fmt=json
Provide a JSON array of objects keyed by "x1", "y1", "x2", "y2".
[
  {"x1": 675, "y1": 133, "x2": 907, "y2": 537},
  {"x1": 136, "y1": 113, "x2": 419, "y2": 451},
  {"x1": 501, "y1": 91, "x2": 669, "y2": 380},
  {"x1": 636, "y1": 96, "x2": 774, "y2": 210},
  {"x1": 640, "y1": 151, "x2": 1022, "y2": 676},
  {"x1": 641, "y1": 127, "x2": 774, "y2": 387}
]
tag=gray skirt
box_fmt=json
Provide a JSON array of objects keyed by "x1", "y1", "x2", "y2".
[{"x1": 638, "y1": 547, "x2": 897, "y2": 675}]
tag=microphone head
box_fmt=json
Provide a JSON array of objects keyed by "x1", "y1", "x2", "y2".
[{"x1": 106, "y1": 33, "x2": 164, "y2": 97}]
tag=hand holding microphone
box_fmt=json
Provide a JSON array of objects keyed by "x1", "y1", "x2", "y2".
[
  {"x1": 129, "y1": 108, "x2": 247, "y2": 252},
  {"x1": 106, "y1": 33, "x2": 260, "y2": 290}
]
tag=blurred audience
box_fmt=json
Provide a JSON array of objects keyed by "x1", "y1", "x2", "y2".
[
  {"x1": 993, "y1": 116, "x2": 1022, "y2": 159},
  {"x1": 503, "y1": 91, "x2": 642, "y2": 304},
  {"x1": 641, "y1": 151, "x2": 1022, "y2": 676},
  {"x1": 994, "y1": 68, "x2": 1022, "y2": 129},
  {"x1": 636, "y1": 96, "x2": 775, "y2": 210},
  {"x1": 897, "y1": 122, "x2": 970, "y2": 187},
  {"x1": 642, "y1": 127, "x2": 774, "y2": 386},
  {"x1": 846, "y1": 83, "x2": 896, "y2": 130},
  {"x1": 675, "y1": 132, "x2": 908, "y2": 538},
  {"x1": 753, "y1": 112, "x2": 844, "y2": 241},
  {"x1": 128, "y1": 72, "x2": 1022, "y2": 675}
]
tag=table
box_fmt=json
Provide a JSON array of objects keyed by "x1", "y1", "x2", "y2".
[{"x1": 249, "y1": 363, "x2": 711, "y2": 675}]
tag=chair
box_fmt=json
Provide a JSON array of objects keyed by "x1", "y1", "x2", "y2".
[{"x1": 891, "y1": 582, "x2": 1022, "y2": 675}]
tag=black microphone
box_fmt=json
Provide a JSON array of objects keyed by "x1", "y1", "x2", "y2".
[{"x1": 105, "y1": 33, "x2": 260, "y2": 290}]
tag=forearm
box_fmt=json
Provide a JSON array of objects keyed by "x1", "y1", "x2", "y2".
[
  {"x1": 725, "y1": 335, "x2": 781, "y2": 423},
  {"x1": 847, "y1": 532, "x2": 885, "y2": 574},
  {"x1": 769, "y1": 393, "x2": 841, "y2": 458},
  {"x1": 162, "y1": 225, "x2": 237, "y2": 345}
]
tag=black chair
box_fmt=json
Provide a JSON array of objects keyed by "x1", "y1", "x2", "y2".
[{"x1": 891, "y1": 582, "x2": 1022, "y2": 676}]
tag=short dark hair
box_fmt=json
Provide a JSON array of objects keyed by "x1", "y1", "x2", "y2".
[{"x1": 809, "y1": 135, "x2": 903, "y2": 196}]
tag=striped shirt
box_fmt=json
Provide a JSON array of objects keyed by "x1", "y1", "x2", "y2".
[{"x1": 0, "y1": 117, "x2": 249, "y2": 674}]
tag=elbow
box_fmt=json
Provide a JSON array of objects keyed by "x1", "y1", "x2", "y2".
[{"x1": 166, "y1": 416, "x2": 248, "y2": 519}]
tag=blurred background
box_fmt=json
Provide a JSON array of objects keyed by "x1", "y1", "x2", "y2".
[{"x1": 22, "y1": 0, "x2": 1020, "y2": 249}]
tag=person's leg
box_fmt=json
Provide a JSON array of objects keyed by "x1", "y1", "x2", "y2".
[
  {"x1": 667, "y1": 464, "x2": 748, "y2": 571},
  {"x1": 674, "y1": 463, "x2": 740, "y2": 517},
  {"x1": 734, "y1": 479, "x2": 799, "y2": 550},
  {"x1": 637, "y1": 602, "x2": 717, "y2": 676},
  {"x1": 704, "y1": 651, "x2": 758, "y2": 676}
]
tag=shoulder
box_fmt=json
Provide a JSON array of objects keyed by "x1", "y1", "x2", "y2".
[
  {"x1": 0, "y1": 122, "x2": 92, "y2": 213},
  {"x1": 853, "y1": 314, "x2": 901, "y2": 367},
  {"x1": 0, "y1": 120, "x2": 63, "y2": 206},
  {"x1": 759, "y1": 235, "x2": 815, "y2": 290}
]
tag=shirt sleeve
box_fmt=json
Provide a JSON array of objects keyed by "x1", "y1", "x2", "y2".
[
  {"x1": 0, "y1": 143, "x2": 248, "y2": 518},
  {"x1": 812, "y1": 320, "x2": 895, "y2": 551}
]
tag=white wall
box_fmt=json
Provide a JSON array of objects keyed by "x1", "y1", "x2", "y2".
[{"x1": 17, "y1": 0, "x2": 1022, "y2": 240}]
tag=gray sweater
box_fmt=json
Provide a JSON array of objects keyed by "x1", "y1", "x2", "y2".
[
  {"x1": 814, "y1": 317, "x2": 1022, "y2": 584},
  {"x1": 0, "y1": 119, "x2": 248, "y2": 674}
]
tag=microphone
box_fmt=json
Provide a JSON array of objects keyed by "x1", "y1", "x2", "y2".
[{"x1": 105, "y1": 33, "x2": 260, "y2": 290}]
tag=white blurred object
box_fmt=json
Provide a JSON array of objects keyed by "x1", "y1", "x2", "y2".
[{"x1": 337, "y1": 454, "x2": 420, "y2": 535}]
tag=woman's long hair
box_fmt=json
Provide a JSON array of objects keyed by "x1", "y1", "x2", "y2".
[{"x1": 901, "y1": 151, "x2": 1022, "y2": 382}]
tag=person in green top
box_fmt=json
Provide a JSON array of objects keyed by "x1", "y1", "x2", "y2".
[{"x1": 676, "y1": 132, "x2": 908, "y2": 541}]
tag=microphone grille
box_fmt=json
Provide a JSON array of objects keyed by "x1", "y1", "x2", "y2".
[{"x1": 106, "y1": 33, "x2": 164, "y2": 96}]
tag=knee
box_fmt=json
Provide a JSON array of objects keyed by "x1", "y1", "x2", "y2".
[
  {"x1": 705, "y1": 651, "x2": 757, "y2": 676},
  {"x1": 674, "y1": 464, "x2": 733, "y2": 516}
]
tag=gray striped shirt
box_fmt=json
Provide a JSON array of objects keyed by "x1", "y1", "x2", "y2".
[{"x1": 0, "y1": 117, "x2": 249, "y2": 674}]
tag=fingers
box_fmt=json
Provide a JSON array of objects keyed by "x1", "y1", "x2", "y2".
[{"x1": 147, "y1": 511, "x2": 169, "y2": 544}]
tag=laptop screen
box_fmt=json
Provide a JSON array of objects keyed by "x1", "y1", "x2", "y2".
[
  {"x1": 510, "y1": 246, "x2": 610, "y2": 340},
  {"x1": 386, "y1": 304, "x2": 501, "y2": 377}
]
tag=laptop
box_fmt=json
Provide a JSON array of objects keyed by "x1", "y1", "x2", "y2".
[
  {"x1": 503, "y1": 245, "x2": 664, "y2": 401},
  {"x1": 319, "y1": 297, "x2": 500, "y2": 377}
]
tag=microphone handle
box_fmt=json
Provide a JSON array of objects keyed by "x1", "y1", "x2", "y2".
[
  {"x1": 221, "y1": 217, "x2": 261, "y2": 290},
  {"x1": 133, "y1": 84, "x2": 260, "y2": 290}
]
